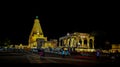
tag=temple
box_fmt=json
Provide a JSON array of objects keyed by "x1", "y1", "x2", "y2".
[
  {"x1": 59, "y1": 32, "x2": 95, "y2": 52},
  {"x1": 28, "y1": 16, "x2": 57, "y2": 49},
  {"x1": 28, "y1": 16, "x2": 47, "y2": 49},
  {"x1": 28, "y1": 16, "x2": 95, "y2": 52}
]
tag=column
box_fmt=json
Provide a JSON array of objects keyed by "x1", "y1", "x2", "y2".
[
  {"x1": 76, "y1": 37, "x2": 80, "y2": 47},
  {"x1": 63, "y1": 39, "x2": 67, "y2": 47},
  {"x1": 87, "y1": 38, "x2": 90, "y2": 48},
  {"x1": 71, "y1": 38, "x2": 74, "y2": 47},
  {"x1": 81, "y1": 39, "x2": 84, "y2": 47},
  {"x1": 67, "y1": 38, "x2": 70, "y2": 47},
  {"x1": 73, "y1": 38, "x2": 76, "y2": 47},
  {"x1": 70, "y1": 38, "x2": 72, "y2": 47},
  {"x1": 92, "y1": 39, "x2": 94, "y2": 49}
]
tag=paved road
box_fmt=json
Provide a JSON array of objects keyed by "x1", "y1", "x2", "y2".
[
  {"x1": 0, "y1": 52, "x2": 29, "y2": 63},
  {"x1": 26, "y1": 53, "x2": 119, "y2": 66},
  {"x1": 0, "y1": 51, "x2": 60, "y2": 63},
  {"x1": 0, "y1": 51, "x2": 119, "y2": 66}
]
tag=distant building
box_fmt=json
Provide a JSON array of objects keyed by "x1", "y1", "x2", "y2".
[{"x1": 109, "y1": 44, "x2": 120, "y2": 53}]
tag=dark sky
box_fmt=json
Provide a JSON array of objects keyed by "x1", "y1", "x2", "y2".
[{"x1": 0, "y1": 5, "x2": 120, "y2": 45}]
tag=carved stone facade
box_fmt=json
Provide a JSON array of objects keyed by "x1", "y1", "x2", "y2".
[
  {"x1": 28, "y1": 16, "x2": 47, "y2": 48},
  {"x1": 28, "y1": 16, "x2": 58, "y2": 49},
  {"x1": 109, "y1": 44, "x2": 120, "y2": 53},
  {"x1": 59, "y1": 32, "x2": 94, "y2": 49}
]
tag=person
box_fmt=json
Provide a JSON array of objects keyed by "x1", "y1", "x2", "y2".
[
  {"x1": 61, "y1": 48, "x2": 65, "y2": 58},
  {"x1": 42, "y1": 49, "x2": 45, "y2": 57},
  {"x1": 38, "y1": 49, "x2": 44, "y2": 60},
  {"x1": 96, "y1": 50, "x2": 100, "y2": 60},
  {"x1": 65, "y1": 50, "x2": 70, "y2": 56}
]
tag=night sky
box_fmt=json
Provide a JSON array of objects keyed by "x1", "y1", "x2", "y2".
[{"x1": 0, "y1": 5, "x2": 120, "y2": 48}]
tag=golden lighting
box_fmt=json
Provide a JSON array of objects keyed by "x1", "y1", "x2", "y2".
[{"x1": 28, "y1": 16, "x2": 47, "y2": 48}]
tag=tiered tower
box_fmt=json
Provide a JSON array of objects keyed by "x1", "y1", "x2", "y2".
[{"x1": 28, "y1": 16, "x2": 47, "y2": 48}]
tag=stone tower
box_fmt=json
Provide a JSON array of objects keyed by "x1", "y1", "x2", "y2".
[{"x1": 28, "y1": 16, "x2": 47, "y2": 48}]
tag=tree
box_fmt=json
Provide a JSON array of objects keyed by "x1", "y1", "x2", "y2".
[
  {"x1": 3, "y1": 38, "x2": 11, "y2": 47},
  {"x1": 90, "y1": 31, "x2": 97, "y2": 37},
  {"x1": 0, "y1": 40, "x2": 5, "y2": 46}
]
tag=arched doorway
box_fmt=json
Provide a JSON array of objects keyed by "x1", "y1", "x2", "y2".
[
  {"x1": 60, "y1": 40, "x2": 64, "y2": 46},
  {"x1": 84, "y1": 38, "x2": 87, "y2": 48},
  {"x1": 77, "y1": 39, "x2": 82, "y2": 47},
  {"x1": 89, "y1": 39, "x2": 93, "y2": 48}
]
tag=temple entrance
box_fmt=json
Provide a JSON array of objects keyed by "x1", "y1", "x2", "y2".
[
  {"x1": 84, "y1": 38, "x2": 87, "y2": 48},
  {"x1": 79, "y1": 39, "x2": 82, "y2": 47},
  {"x1": 89, "y1": 39, "x2": 93, "y2": 48},
  {"x1": 36, "y1": 38, "x2": 45, "y2": 49}
]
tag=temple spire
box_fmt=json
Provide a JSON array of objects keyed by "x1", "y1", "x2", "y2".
[
  {"x1": 36, "y1": 16, "x2": 39, "y2": 19},
  {"x1": 28, "y1": 16, "x2": 47, "y2": 48},
  {"x1": 29, "y1": 16, "x2": 44, "y2": 44}
]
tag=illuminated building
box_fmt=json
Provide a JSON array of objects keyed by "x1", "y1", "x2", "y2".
[
  {"x1": 109, "y1": 44, "x2": 120, "y2": 53},
  {"x1": 28, "y1": 16, "x2": 57, "y2": 49},
  {"x1": 43, "y1": 39, "x2": 57, "y2": 49},
  {"x1": 59, "y1": 32, "x2": 95, "y2": 52},
  {"x1": 28, "y1": 16, "x2": 47, "y2": 49}
]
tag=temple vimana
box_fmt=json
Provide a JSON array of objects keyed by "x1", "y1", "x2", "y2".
[{"x1": 11, "y1": 16, "x2": 120, "y2": 53}]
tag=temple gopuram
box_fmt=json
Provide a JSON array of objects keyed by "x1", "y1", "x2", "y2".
[{"x1": 28, "y1": 16, "x2": 57, "y2": 49}]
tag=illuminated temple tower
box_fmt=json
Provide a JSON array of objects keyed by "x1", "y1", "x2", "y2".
[{"x1": 28, "y1": 16, "x2": 47, "y2": 49}]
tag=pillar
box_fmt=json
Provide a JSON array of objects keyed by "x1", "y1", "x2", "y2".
[
  {"x1": 92, "y1": 39, "x2": 94, "y2": 49},
  {"x1": 73, "y1": 38, "x2": 77, "y2": 47},
  {"x1": 76, "y1": 37, "x2": 79, "y2": 47},
  {"x1": 67, "y1": 38, "x2": 70, "y2": 47},
  {"x1": 63, "y1": 39, "x2": 67, "y2": 47},
  {"x1": 70, "y1": 38, "x2": 72, "y2": 47},
  {"x1": 81, "y1": 39, "x2": 84, "y2": 47},
  {"x1": 87, "y1": 38, "x2": 90, "y2": 48}
]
